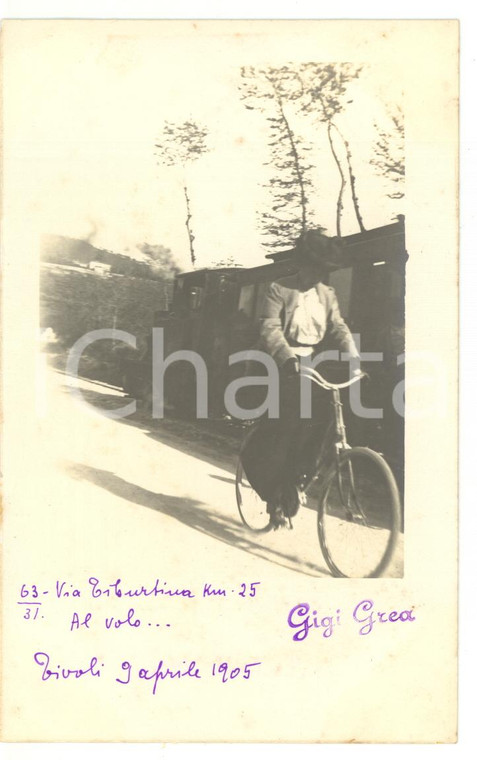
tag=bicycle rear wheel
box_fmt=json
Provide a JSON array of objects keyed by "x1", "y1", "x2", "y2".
[
  {"x1": 316, "y1": 446, "x2": 401, "y2": 578},
  {"x1": 236, "y1": 458, "x2": 272, "y2": 533}
]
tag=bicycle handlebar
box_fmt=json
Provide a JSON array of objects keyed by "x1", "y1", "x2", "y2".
[{"x1": 299, "y1": 366, "x2": 366, "y2": 390}]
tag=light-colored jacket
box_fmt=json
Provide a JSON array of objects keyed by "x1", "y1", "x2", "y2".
[{"x1": 258, "y1": 275, "x2": 359, "y2": 367}]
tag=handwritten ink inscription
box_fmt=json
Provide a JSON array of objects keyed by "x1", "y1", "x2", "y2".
[
  {"x1": 16, "y1": 577, "x2": 418, "y2": 696},
  {"x1": 287, "y1": 599, "x2": 416, "y2": 641},
  {"x1": 19, "y1": 578, "x2": 261, "y2": 604},
  {"x1": 19, "y1": 576, "x2": 264, "y2": 692},
  {"x1": 17, "y1": 577, "x2": 262, "y2": 632},
  {"x1": 32, "y1": 652, "x2": 262, "y2": 693}
]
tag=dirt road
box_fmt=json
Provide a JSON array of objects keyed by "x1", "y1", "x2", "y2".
[{"x1": 36, "y1": 367, "x2": 403, "y2": 579}]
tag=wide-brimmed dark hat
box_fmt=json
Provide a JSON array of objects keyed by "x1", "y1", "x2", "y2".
[{"x1": 295, "y1": 229, "x2": 345, "y2": 269}]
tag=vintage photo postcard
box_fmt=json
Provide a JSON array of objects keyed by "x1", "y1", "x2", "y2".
[{"x1": 1, "y1": 19, "x2": 458, "y2": 742}]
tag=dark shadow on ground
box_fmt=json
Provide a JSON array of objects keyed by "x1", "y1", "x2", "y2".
[
  {"x1": 58, "y1": 374, "x2": 403, "y2": 549},
  {"x1": 58, "y1": 378, "x2": 402, "y2": 531},
  {"x1": 64, "y1": 461, "x2": 329, "y2": 578},
  {"x1": 58, "y1": 378, "x2": 243, "y2": 474},
  {"x1": 56, "y1": 371, "x2": 123, "y2": 391},
  {"x1": 208, "y1": 474, "x2": 236, "y2": 486}
]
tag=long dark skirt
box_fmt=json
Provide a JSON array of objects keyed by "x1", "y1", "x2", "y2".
[{"x1": 240, "y1": 373, "x2": 332, "y2": 503}]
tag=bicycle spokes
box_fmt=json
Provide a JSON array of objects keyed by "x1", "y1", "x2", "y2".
[
  {"x1": 236, "y1": 460, "x2": 272, "y2": 533},
  {"x1": 339, "y1": 461, "x2": 373, "y2": 527},
  {"x1": 318, "y1": 448, "x2": 401, "y2": 578}
]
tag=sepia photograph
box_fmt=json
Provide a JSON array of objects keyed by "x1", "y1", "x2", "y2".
[
  {"x1": 39, "y1": 31, "x2": 406, "y2": 578},
  {"x1": 1, "y1": 18, "x2": 458, "y2": 743}
]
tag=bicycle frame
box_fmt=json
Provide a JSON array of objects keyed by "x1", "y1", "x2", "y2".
[
  {"x1": 239, "y1": 366, "x2": 365, "y2": 503},
  {"x1": 236, "y1": 365, "x2": 400, "y2": 575},
  {"x1": 301, "y1": 368, "x2": 361, "y2": 484},
  {"x1": 302, "y1": 370, "x2": 376, "y2": 526}
]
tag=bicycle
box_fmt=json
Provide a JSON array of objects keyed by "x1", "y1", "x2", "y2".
[{"x1": 235, "y1": 367, "x2": 402, "y2": 578}]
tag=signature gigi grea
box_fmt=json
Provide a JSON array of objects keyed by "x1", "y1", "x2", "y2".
[{"x1": 287, "y1": 599, "x2": 416, "y2": 641}]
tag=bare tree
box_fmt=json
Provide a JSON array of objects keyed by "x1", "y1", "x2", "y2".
[
  {"x1": 371, "y1": 105, "x2": 405, "y2": 200},
  {"x1": 155, "y1": 120, "x2": 209, "y2": 266},
  {"x1": 298, "y1": 63, "x2": 366, "y2": 234},
  {"x1": 240, "y1": 65, "x2": 318, "y2": 251}
]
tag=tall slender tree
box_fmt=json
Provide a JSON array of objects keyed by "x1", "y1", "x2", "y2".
[
  {"x1": 298, "y1": 63, "x2": 366, "y2": 234},
  {"x1": 240, "y1": 65, "x2": 319, "y2": 250},
  {"x1": 154, "y1": 120, "x2": 209, "y2": 266},
  {"x1": 371, "y1": 105, "x2": 405, "y2": 201}
]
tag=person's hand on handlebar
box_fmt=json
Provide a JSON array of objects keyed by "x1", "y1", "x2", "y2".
[
  {"x1": 352, "y1": 367, "x2": 370, "y2": 380},
  {"x1": 282, "y1": 357, "x2": 300, "y2": 377}
]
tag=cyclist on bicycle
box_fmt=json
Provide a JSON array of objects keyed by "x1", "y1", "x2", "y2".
[{"x1": 241, "y1": 229, "x2": 360, "y2": 529}]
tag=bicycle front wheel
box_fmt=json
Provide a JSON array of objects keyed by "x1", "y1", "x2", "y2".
[
  {"x1": 236, "y1": 458, "x2": 272, "y2": 533},
  {"x1": 317, "y1": 447, "x2": 401, "y2": 578}
]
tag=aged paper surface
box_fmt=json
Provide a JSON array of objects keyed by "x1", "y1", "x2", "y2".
[{"x1": 1, "y1": 20, "x2": 458, "y2": 742}]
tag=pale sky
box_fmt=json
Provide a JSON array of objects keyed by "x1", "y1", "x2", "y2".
[{"x1": 3, "y1": 20, "x2": 405, "y2": 270}]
